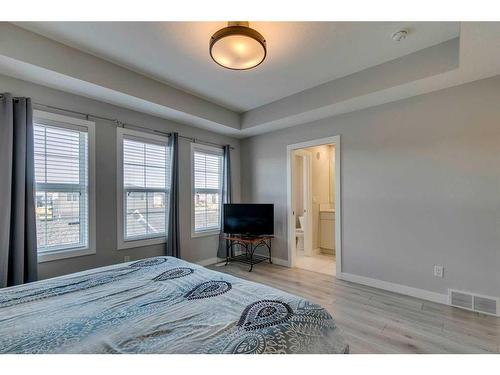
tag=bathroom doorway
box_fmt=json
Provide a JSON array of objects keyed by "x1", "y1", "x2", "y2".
[
  {"x1": 292, "y1": 149, "x2": 313, "y2": 257},
  {"x1": 287, "y1": 136, "x2": 341, "y2": 277}
]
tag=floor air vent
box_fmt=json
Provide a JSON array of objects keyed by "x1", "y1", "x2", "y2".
[{"x1": 449, "y1": 289, "x2": 499, "y2": 316}]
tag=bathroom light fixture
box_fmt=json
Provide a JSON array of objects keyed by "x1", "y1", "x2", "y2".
[{"x1": 210, "y1": 22, "x2": 267, "y2": 70}]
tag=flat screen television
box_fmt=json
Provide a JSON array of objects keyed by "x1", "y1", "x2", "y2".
[{"x1": 223, "y1": 204, "x2": 274, "y2": 236}]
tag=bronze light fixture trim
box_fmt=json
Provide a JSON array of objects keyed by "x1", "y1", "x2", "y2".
[{"x1": 209, "y1": 22, "x2": 267, "y2": 70}]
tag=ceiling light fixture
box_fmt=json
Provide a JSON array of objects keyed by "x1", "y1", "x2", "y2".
[{"x1": 210, "y1": 22, "x2": 267, "y2": 70}]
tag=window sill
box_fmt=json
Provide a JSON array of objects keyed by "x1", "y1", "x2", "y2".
[
  {"x1": 38, "y1": 247, "x2": 96, "y2": 263},
  {"x1": 117, "y1": 236, "x2": 166, "y2": 250},
  {"x1": 191, "y1": 230, "x2": 220, "y2": 238}
]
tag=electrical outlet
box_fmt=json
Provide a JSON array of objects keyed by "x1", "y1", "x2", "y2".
[
  {"x1": 124, "y1": 256, "x2": 131, "y2": 263},
  {"x1": 434, "y1": 265, "x2": 444, "y2": 278}
]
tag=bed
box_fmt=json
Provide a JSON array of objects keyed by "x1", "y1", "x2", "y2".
[{"x1": 0, "y1": 256, "x2": 348, "y2": 354}]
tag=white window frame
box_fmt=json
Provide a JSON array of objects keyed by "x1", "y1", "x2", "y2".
[
  {"x1": 34, "y1": 110, "x2": 96, "y2": 263},
  {"x1": 190, "y1": 143, "x2": 223, "y2": 238},
  {"x1": 116, "y1": 127, "x2": 170, "y2": 250}
]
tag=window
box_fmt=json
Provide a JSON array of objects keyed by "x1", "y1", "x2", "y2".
[
  {"x1": 191, "y1": 143, "x2": 223, "y2": 237},
  {"x1": 117, "y1": 128, "x2": 171, "y2": 249},
  {"x1": 33, "y1": 111, "x2": 95, "y2": 262}
]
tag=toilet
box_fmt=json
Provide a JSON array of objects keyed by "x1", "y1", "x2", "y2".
[{"x1": 296, "y1": 216, "x2": 305, "y2": 251}]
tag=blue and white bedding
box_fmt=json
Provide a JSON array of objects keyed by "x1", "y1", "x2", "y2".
[{"x1": 0, "y1": 256, "x2": 348, "y2": 354}]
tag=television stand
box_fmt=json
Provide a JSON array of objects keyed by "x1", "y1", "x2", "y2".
[{"x1": 223, "y1": 234, "x2": 273, "y2": 272}]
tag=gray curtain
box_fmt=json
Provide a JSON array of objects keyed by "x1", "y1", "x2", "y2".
[
  {"x1": 0, "y1": 93, "x2": 37, "y2": 288},
  {"x1": 217, "y1": 145, "x2": 232, "y2": 258},
  {"x1": 166, "y1": 132, "x2": 180, "y2": 258}
]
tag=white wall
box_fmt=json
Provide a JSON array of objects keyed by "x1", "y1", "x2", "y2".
[
  {"x1": 0, "y1": 74, "x2": 241, "y2": 279},
  {"x1": 293, "y1": 155, "x2": 304, "y2": 227},
  {"x1": 241, "y1": 75, "x2": 500, "y2": 298},
  {"x1": 304, "y1": 145, "x2": 334, "y2": 250}
]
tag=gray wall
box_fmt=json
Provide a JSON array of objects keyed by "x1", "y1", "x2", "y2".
[
  {"x1": 0, "y1": 74, "x2": 241, "y2": 280},
  {"x1": 241, "y1": 75, "x2": 500, "y2": 298}
]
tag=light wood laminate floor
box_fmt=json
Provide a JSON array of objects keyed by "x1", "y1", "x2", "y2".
[
  {"x1": 295, "y1": 253, "x2": 336, "y2": 276},
  {"x1": 208, "y1": 262, "x2": 499, "y2": 354}
]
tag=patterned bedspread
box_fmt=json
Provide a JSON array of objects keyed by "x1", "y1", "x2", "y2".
[{"x1": 0, "y1": 257, "x2": 348, "y2": 354}]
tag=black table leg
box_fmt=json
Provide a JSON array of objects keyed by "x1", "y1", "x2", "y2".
[
  {"x1": 222, "y1": 236, "x2": 273, "y2": 272},
  {"x1": 249, "y1": 243, "x2": 254, "y2": 272},
  {"x1": 225, "y1": 239, "x2": 230, "y2": 266}
]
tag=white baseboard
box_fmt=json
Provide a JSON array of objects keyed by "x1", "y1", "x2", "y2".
[
  {"x1": 272, "y1": 258, "x2": 291, "y2": 267},
  {"x1": 338, "y1": 272, "x2": 448, "y2": 305},
  {"x1": 196, "y1": 257, "x2": 448, "y2": 306}
]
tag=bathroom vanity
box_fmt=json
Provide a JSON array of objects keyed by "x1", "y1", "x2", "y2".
[{"x1": 319, "y1": 209, "x2": 335, "y2": 255}]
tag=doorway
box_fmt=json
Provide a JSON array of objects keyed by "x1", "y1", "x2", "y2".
[{"x1": 287, "y1": 136, "x2": 341, "y2": 277}]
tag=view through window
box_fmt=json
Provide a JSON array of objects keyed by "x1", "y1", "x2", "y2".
[
  {"x1": 34, "y1": 123, "x2": 89, "y2": 253},
  {"x1": 123, "y1": 137, "x2": 170, "y2": 240},
  {"x1": 192, "y1": 145, "x2": 223, "y2": 235}
]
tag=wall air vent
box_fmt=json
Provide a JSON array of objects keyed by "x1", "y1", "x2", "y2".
[{"x1": 449, "y1": 289, "x2": 499, "y2": 316}]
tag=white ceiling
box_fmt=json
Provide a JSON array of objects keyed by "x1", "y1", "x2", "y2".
[{"x1": 15, "y1": 22, "x2": 460, "y2": 112}]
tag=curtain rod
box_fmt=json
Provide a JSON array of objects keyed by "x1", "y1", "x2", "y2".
[{"x1": 27, "y1": 101, "x2": 235, "y2": 150}]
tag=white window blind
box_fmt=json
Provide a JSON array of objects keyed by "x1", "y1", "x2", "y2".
[
  {"x1": 192, "y1": 146, "x2": 223, "y2": 234},
  {"x1": 123, "y1": 137, "x2": 170, "y2": 241},
  {"x1": 34, "y1": 123, "x2": 89, "y2": 253}
]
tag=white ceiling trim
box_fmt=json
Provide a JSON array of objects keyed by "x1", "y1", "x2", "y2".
[
  {"x1": 0, "y1": 23, "x2": 240, "y2": 131},
  {"x1": 239, "y1": 23, "x2": 500, "y2": 136},
  {"x1": 241, "y1": 38, "x2": 460, "y2": 132},
  {"x1": 0, "y1": 22, "x2": 499, "y2": 139}
]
